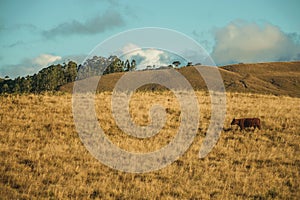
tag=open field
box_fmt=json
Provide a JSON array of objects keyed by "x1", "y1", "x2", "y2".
[{"x1": 0, "y1": 91, "x2": 299, "y2": 199}]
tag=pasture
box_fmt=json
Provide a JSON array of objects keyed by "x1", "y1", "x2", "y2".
[{"x1": 0, "y1": 91, "x2": 299, "y2": 199}]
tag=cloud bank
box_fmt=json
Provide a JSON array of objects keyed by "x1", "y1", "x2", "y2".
[
  {"x1": 31, "y1": 54, "x2": 61, "y2": 66},
  {"x1": 120, "y1": 44, "x2": 186, "y2": 69},
  {"x1": 1, "y1": 54, "x2": 61, "y2": 78},
  {"x1": 43, "y1": 11, "x2": 124, "y2": 38},
  {"x1": 0, "y1": 23, "x2": 38, "y2": 32},
  {"x1": 211, "y1": 20, "x2": 300, "y2": 65}
]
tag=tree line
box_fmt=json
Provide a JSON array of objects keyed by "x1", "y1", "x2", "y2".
[
  {"x1": 0, "y1": 56, "x2": 136, "y2": 94},
  {"x1": 77, "y1": 56, "x2": 136, "y2": 79}
]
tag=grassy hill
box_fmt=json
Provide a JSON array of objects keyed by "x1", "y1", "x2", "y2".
[
  {"x1": 1, "y1": 91, "x2": 299, "y2": 199},
  {"x1": 220, "y1": 61, "x2": 300, "y2": 97},
  {"x1": 60, "y1": 61, "x2": 300, "y2": 97}
]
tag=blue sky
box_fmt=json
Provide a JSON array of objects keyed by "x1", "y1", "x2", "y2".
[{"x1": 0, "y1": 0, "x2": 300, "y2": 77}]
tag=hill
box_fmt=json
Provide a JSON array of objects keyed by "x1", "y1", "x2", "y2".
[
  {"x1": 220, "y1": 61, "x2": 300, "y2": 97},
  {"x1": 60, "y1": 61, "x2": 300, "y2": 97}
]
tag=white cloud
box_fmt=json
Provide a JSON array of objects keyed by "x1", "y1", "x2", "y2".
[
  {"x1": 120, "y1": 44, "x2": 186, "y2": 69},
  {"x1": 120, "y1": 43, "x2": 141, "y2": 55},
  {"x1": 0, "y1": 54, "x2": 62, "y2": 78},
  {"x1": 32, "y1": 54, "x2": 62, "y2": 66},
  {"x1": 211, "y1": 20, "x2": 300, "y2": 65}
]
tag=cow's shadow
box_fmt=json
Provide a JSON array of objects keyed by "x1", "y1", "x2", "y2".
[
  {"x1": 223, "y1": 127, "x2": 233, "y2": 132},
  {"x1": 223, "y1": 126, "x2": 260, "y2": 132}
]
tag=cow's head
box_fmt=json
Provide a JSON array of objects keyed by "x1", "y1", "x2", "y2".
[{"x1": 231, "y1": 118, "x2": 238, "y2": 125}]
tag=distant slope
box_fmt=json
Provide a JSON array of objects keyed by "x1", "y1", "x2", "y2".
[
  {"x1": 220, "y1": 61, "x2": 300, "y2": 97},
  {"x1": 60, "y1": 61, "x2": 300, "y2": 97}
]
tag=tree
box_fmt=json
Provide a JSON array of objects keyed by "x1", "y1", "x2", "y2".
[
  {"x1": 20, "y1": 76, "x2": 32, "y2": 93},
  {"x1": 112, "y1": 58, "x2": 124, "y2": 72},
  {"x1": 13, "y1": 83, "x2": 20, "y2": 93},
  {"x1": 187, "y1": 62, "x2": 193, "y2": 66},
  {"x1": 172, "y1": 61, "x2": 181, "y2": 67},
  {"x1": 124, "y1": 59, "x2": 130, "y2": 72},
  {"x1": 130, "y1": 59, "x2": 136, "y2": 71},
  {"x1": 2, "y1": 83, "x2": 9, "y2": 93},
  {"x1": 64, "y1": 61, "x2": 77, "y2": 83}
]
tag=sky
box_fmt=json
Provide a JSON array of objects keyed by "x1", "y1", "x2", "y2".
[{"x1": 0, "y1": 0, "x2": 300, "y2": 78}]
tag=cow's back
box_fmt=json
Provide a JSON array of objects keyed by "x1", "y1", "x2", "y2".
[{"x1": 232, "y1": 117, "x2": 261, "y2": 130}]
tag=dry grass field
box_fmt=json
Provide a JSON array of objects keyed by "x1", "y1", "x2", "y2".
[{"x1": 0, "y1": 91, "x2": 299, "y2": 199}]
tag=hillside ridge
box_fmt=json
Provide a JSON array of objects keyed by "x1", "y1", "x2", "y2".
[{"x1": 60, "y1": 61, "x2": 300, "y2": 97}]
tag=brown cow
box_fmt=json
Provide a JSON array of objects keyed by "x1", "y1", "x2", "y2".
[{"x1": 231, "y1": 118, "x2": 261, "y2": 130}]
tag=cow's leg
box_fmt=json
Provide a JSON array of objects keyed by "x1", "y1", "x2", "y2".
[
  {"x1": 258, "y1": 124, "x2": 261, "y2": 130},
  {"x1": 240, "y1": 124, "x2": 244, "y2": 131}
]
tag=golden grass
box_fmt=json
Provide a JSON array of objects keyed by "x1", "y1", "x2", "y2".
[{"x1": 0, "y1": 91, "x2": 299, "y2": 199}]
